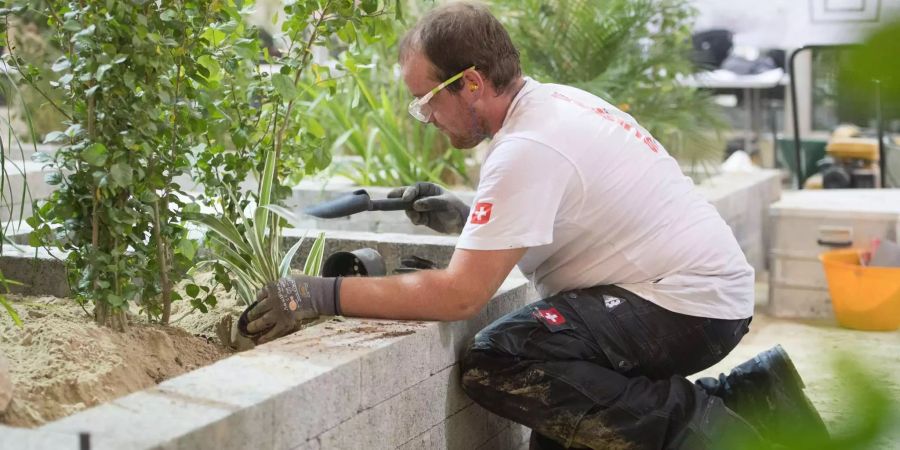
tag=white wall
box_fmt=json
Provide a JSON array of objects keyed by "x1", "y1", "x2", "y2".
[{"x1": 692, "y1": 0, "x2": 900, "y2": 48}]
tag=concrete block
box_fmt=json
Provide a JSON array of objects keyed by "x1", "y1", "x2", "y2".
[
  {"x1": 157, "y1": 350, "x2": 364, "y2": 448},
  {"x1": 41, "y1": 390, "x2": 233, "y2": 450},
  {"x1": 283, "y1": 229, "x2": 458, "y2": 275},
  {"x1": 696, "y1": 170, "x2": 781, "y2": 275},
  {"x1": 476, "y1": 426, "x2": 515, "y2": 450},
  {"x1": 442, "y1": 403, "x2": 502, "y2": 450},
  {"x1": 0, "y1": 247, "x2": 69, "y2": 297},
  {"x1": 160, "y1": 396, "x2": 274, "y2": 450},
  {"x1": 318, "y1": 366, "x2": 472, "y2": 450},
  {"x1": 1, "y1": 142, "x2": 59, "y2": 162},
  {"x1": 398, "y1": 403, "x2": 524, "y2": 450},
  {"x1": 290, "y1": 439, "x2": 322, "y2": 450},
  {"x1": 358, "y1": 325, "x2": 434, "y2": 409},
  {"x1": 1, "y1": 160, "x2": 57, "y2": 201},
  {"x1": 0, "y1": 425, "x2": 80, "y2": 450},
  {"x1": 397, "y1": 420, "x2": 448, "y2": 450}
]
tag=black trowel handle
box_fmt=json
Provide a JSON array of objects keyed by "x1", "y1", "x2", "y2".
[{"x1": 369, "y1": 197, "x2": 413, "y2": 211}]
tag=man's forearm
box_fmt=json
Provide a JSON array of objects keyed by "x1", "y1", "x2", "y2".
[{"x1": 339, "y1": 270, "x2": 489, "y2": 321}]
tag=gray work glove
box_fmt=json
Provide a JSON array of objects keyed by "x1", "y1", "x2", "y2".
[
  {"x1": 239, "y1": 275, "x2": 342, "y2": 344},
  {"x1": 387, "y1": 182, "x2": 470, "y2": 234}
]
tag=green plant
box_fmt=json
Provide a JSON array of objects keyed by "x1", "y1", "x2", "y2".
[
  {"x1": 491, "y1": 0, "x2": 728, "y2": 167},
  {"x1": 0, "y1": 269, "x2": 23, "y2": 327},
  {"x1": 841, "y1": 18, "x2": 900, "y2": 110},
  {"x1": 1, "y1": 13, "x2": 66, "y2": 141},
  {"x1": 304, "y1": 12, "x2": 471, "y2": 188},
  {"x1": 313, "y1": 61, "x2": 470, "y2": 187},
  {"x1": 3, "y1": 0, "x2": 396, "y2": 330},
  {"x1": 3, "y1": 1, "x2": 237, "y2": 330},
  {"x1": 0, "y1": 9, "x2": 41, "y2": 329},
  {"x1": 188, "y1": 151, "x2": 326, "y2": 306},
  {"x1": 189, "y1": 0, "x2": 403, "y2": 215}
]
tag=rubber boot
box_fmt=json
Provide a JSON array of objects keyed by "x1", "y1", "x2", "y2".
[{"x1": 695, "y1": 345, "x2": 830, "y2": 447}]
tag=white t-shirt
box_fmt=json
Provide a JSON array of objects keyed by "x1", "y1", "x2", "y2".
[{"x1": 456, "y1": 79, "x2": 754, "y2": 320}]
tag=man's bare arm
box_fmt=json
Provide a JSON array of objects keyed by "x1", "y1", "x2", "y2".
[{"x1": 339, "y1": 247, "x2": 526, "y2": 321}]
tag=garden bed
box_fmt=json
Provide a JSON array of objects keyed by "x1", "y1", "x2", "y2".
[
  {"x1": 0, "y1": 294, "x2": 229, "y2": 428},
  {"x1": 0, "y1": 229, "x2": 534, "y2": 449}
]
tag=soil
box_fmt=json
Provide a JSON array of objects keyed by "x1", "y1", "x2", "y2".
[
  {"x1": 168, "y1": 270, "x2": 248, "y2": 346},
  {"x1": 0, "y1": 292, "x2": 231, "y2": 428}
]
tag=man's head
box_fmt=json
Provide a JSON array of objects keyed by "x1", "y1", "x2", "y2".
[{"x1": 399, "y1": 1, "x2": 522, "y2": 149}]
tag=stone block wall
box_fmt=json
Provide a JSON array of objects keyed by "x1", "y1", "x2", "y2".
[
  {"x1": 0, "y1": 231, "x2": 536, "y2": 450},
  {"x1": 2, "y1": 276, "x2": 532, "y2": 450}
]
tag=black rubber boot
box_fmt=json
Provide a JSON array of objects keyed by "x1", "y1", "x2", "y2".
[{"x1": 695, "y1": 345, "x2": 830, "y2": 447}]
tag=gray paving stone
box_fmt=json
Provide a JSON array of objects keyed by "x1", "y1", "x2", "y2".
[
  {"x1": 0, "y1": 425, "x2": 79, "y2": 450},
  {"x1": 41, "y1": 390, "x2": 233, "y2": 450}
]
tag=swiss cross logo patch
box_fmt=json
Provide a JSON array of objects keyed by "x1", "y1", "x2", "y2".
[
  {"x1": 470, "y1": 202, "x2": 493, "y2": 224},
  {"x1": 532, "y1": 306, "x2": 572, "y2": 332},
  {"x1": 538, "y1": 308, "x2": 565, "y2": 325}
]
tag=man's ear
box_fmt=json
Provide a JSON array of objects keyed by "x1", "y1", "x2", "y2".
[{"x1": 462, "y1": 68, "x2": 485, "y2": 95}]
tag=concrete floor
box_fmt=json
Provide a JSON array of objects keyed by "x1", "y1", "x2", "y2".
[{"x1": 691, "y1": 283, "x2": 900, "y2": 448}]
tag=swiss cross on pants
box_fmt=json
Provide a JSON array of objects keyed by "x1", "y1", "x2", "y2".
[
  {"x1": 540, "y1": 309, "x2": 563, "y2": 325},
  {"x1": 531, "y1": 306, "x2": 571, "y2": 332}
]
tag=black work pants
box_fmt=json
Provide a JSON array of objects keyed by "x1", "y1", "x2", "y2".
[{"x1": 460, "y1": 285, "x2": 761, "y2": 449}]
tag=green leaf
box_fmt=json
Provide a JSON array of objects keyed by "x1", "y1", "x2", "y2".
[
  {"x1": 271, "y1": 73, "x2": 298, "y2": 100},
  {"x1": 107, "y1": 294, "x2": 125, "y2": 307},
  {"x1": 177, "y1": 238, "x2": 197, "y2": 261},
  {"x1": 186, "y1": 283, "x2": 200, "y2": 297},
  {"x1": 110, "y1": 163, "x2": 134, "y2": 186},
  {"x1": 198, "y1": 55, "x2": 222, "y2": 81},
  {"x1": 308, "y1": 119, "x2": 325, "y2": 139},
  {"x1": 361, "y1": 0, "x2": 378, "y2": 14},
  {"x1": 51, "y1": 57, "x2": 70, "y2": 72},
  {"x1": 72, "y1": 24, "x2": 96, "y2": 40},
  {"x1": 43, "y1": 131, "x2": 67, "y2": 144},
  {"x1": 57, "y1": 73, "x2": 74, "y2": 85},
  {"x1": 82, "y1": 143, "x2": 108, "y2": 166},
  {"x1": 160, "y1": 9, "x2": 176, "y2": 21},
  {"x1": 1, "y1": 295, "x2": 22, "y2": 327},
  {"x1": 96, "y1": 64, "x2": 113, "y2": 81},
  {"x1": 42, "y1": 172, "x2": 59, "y2": 186},
  {"x1": 338, "y1": 21, "x2": 358, "y2": 43},
  {"x1": 303, "y1": 232, "x2": 327, "y2": 276},
  {"x1": 202, "y1": 27, "x2": 227, "y2": 45},
  {"x1": 185, "y1": 212, "x2": 251, "y2": 255}
]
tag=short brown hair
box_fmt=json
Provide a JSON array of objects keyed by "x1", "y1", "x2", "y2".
[{"x1": 399, "y1": 1, "x2": 521, "y2": 95}]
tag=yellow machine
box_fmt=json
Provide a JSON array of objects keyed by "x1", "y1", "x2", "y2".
[{"x1": 804, "y1": 125, "x2": 881, "y2": 189}]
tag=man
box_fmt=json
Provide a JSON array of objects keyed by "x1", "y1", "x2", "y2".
[{"x1": 243, "y1": 2, "x2": 830, "y2": 448}]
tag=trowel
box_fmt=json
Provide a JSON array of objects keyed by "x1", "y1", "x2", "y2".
[{"x1": 303, "y1": 189, "x2": 413, "y2": 219}]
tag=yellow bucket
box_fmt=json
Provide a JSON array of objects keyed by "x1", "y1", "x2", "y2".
[{"x1": 819, "y1": 249, "x2": 900, "y2": 331}]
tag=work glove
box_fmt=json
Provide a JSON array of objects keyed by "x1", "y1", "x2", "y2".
[
  {"x1": 387, "y1": 182, "x2": 470, "y2": 234},
  {"x1": 238, "y1": 275, "x2": 342, "y2": 344}
]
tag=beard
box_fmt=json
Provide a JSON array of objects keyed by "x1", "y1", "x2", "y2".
[{"x1": 446, "y1": 106, "x2": 490, "y2": 149}]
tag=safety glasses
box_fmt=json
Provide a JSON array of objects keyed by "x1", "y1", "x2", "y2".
[{"x1": 407, "y1": 66, "x2": 476, "y2": 123}]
